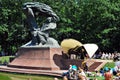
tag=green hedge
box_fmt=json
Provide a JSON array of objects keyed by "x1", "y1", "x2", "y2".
[{"x1": 0, "y1": 56, "x2": 14, "y2": 64}]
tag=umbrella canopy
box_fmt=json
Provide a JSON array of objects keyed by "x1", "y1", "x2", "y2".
[
  {"x1": 61, "y1": 39, "x2": 83, "y2": 54},
  {"x1": 83, "y1": 44, "x2": 98, "y2": 58}
]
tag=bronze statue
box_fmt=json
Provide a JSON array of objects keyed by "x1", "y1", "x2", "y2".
[{"x1": 23, "y1": 2, "x2": 60, "y2": 47}]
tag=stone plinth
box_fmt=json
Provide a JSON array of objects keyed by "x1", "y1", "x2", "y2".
[
  {"x1": 8, "y1": 47, "x2": 64, "y2": 70},
  {"x1": 61, "y1": 59, "x2": 84, "y2": 69}
]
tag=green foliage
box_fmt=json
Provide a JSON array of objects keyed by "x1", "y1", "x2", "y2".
[
  {"x1": 0, "y1": 0, "x2": 120, "y2": 54},
  {"x1": 0, "y1": 0, "x2": 30, "y2": 53}
]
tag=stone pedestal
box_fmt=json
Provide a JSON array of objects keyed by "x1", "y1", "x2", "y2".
[
  {"x1": 61, "y1": 59, "x2": 84, "y2": 69},
  {"x1": 8, "y1": 47, "x2": 63, "y2": 70}
]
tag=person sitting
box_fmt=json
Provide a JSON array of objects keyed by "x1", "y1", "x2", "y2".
[
  {"x1": 72, "y1": 65, "x2": 78, "y2": 71},
  {"x1": 82, "y1": 60, "x2": 88, "y2": 73},
  {"x1": 95, "y1": 70, "x2": 102, "y2": 77},
  {"x1": 54, "y1": 78, "x2": 59, "y2": 80},
  {"x1": 68, "y1": 65, "x2": 78, "y2": 80},
  {"x1": 62, "y1": 64, "x2": 78, "y2": 80},
  {"x1": 63, "y1": 76, "x2": 68, "y2": 80},
  {"x1": 78, "y1": 67, "x2": 87, "y2": 80},
  {"x1": 104, "y1": 68, "x2": 113, "y2": 80},
  {"x1": 100, "y1": 68, "x2": 104, "y2": 76},
  {"x1": 114, "y1": 69, "x2": 120, "y2": 80}
]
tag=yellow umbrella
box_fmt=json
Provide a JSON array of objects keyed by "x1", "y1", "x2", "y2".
[{"x1": 61, "y1": 39, "x2": 83, "y2": 54}]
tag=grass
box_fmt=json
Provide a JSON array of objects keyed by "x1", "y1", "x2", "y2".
[
  {"x1": 88, "y1": 76, "x2": 104, "y2": 80},
  {"x1": 0, "y1": 72, "x2": 62, "y2": 80},
  {"x1": 0, "y1": 72, "x2": 106, "y2": 80},
  {"x1": 0, "y1": 73, "x2": 11, "y2": 80},
  {"x1": 103, "y1": 62, "x2": 115, "y2": 68},
  {"x1": 0, "y1": 56, "x2": 14, "y2": 64}
]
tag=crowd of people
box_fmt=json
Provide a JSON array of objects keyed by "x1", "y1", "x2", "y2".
[
  {"x1": 91, "y1": 66, "x2": 120, "y2": 80},
  {"x1": 61, "y1": 64, "x2": 88, "y2": 80},
  {"x1": 9, "y1": 62, "x2": 120, "y2": 80},
  {"x1": 53, "y1": 61, "x2": 120, "y2": 80},
  {"x1": 93, "y1": 52, "x2": 120, "y2": 61}
]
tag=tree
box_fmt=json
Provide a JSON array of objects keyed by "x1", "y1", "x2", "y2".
[{"x1": 0, "y1": 0, "x2": 120, "y2": 54}]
